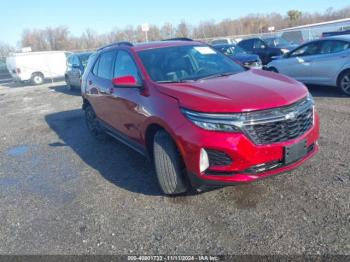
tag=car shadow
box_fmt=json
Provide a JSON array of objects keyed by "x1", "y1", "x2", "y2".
[
  {"x1": 49, "y1": 85, "x2": 81, "y2": 96},
  {"x1": 306, "y1": 84, "x2": 348, "y2": 98},
  {"x1": 45, "y1": 109, "x2": 163, "y2": 196}
]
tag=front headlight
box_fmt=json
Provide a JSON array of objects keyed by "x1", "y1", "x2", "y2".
[{"x1": 181, "y1": 108, "x2": 244, "y2": 132}]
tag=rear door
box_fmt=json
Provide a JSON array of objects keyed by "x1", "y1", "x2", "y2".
[
  {"x1": 107, "y1": 50, "x2": 145, "y2": 145},
  {"x1": 310, "y1": 40, "x2": 350, "y2": 84},
  {"x1": 86, "y1": 50, "x2": 117, "y2": 123}
]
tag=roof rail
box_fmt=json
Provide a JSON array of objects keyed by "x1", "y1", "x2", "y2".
[
  {"x1": 163, "y1": 37, "x2": 193, "y2": 42},
  {"x1": 97, "y1": 41, "x2": 133, "y2": 51}
]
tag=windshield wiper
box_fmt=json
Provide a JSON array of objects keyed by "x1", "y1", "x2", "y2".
[{"x1": 196, "y1": 72, "x2": 236, "y2": 81}]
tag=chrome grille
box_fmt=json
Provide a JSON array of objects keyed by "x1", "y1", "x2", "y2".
[{"x1": 243, "y1": 97, "x2": 314, "y2": 145}]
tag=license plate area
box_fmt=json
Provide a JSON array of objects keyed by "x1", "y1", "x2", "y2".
[{"x1": 284, "y1": 140, "x2": 308, "y2": 165}]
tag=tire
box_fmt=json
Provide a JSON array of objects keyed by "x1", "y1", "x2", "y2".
[
  {"x1": 268, "y1": 67, "x2": 279, "y2": 73},
  {"x1": 31, "y1": 73, "x2": 44, "y2": 85},
  {"x1": 85, "y1": 105, "x2": 107, "y2": 140},
  {"x1": 337, "y1": 70, "x2": 350, "y2": 96},
  {"x1": 153, "y1": 130, "x2": 189, "y2": 195}
]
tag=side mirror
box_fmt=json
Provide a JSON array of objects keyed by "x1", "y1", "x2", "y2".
[{"x1": 112, "y1": 75, "x2": 141, "y2": 88}]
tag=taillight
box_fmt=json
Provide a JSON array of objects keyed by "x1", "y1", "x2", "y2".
[{"x1": 16, "y1": 68, "x2": 21, "y2": 74}]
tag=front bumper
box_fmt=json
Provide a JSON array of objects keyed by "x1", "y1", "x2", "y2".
[{"x1": 175, "y1": 113, "x2": 320, "y2": 189}]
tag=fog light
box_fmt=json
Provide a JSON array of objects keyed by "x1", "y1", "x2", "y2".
[{"x1": 199, "y1": 148, "x2": 210, "y2": 173}]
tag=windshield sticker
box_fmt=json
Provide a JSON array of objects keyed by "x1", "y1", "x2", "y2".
[{"x1": 194, "y1": 46, "x2": 216, "y2": 55}]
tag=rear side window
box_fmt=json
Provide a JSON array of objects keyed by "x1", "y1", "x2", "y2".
[
  {"x1": 94, "y1": 51, "x2": 116, "y2": 80},
  {"x1": 319, "y1": 40, "x2": 350, "y2": 54},
  {"x1": 330, "y1": 40, "x2": 350, "y2": 53}
]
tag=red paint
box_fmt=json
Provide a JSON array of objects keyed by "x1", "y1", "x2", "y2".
[
  {"x1": 82, "y1": 40, "x2": 320, "y2": 188},
  {"x1": 112, "y1": 75, "x2": 138, "y2": 87}
]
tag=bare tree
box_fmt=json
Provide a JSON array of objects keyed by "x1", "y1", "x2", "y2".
[{"x1": 0, "y1": 42, "x2": 14, "y2": 57}]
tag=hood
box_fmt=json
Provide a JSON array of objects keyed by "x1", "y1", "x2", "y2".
[
  {"x1": 156, "y1": 69, "x2": 308, "y2": 113},
  {"x1": 230, "y1": 53, "x2": 260, "y2": 63}
]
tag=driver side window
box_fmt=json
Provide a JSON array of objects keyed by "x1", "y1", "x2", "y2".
[
  {"x1": 114, "y1": 51, "x2": 141, "y2": 83},
  {"x1": 290, "y1": 42, "x2": 320, "y2": 57}
]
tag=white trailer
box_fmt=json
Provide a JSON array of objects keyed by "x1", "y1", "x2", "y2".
[{"x1": 6, "y1": 51, "x2": 70, "y2": 85}]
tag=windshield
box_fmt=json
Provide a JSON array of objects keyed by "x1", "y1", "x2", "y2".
[
  {"x1": 138, "y1": 45, "x2": 244, "y2": 83},
  {"x1": 264, "y1": 37, "x2": 290, "y2": 47},
  {"x1": 216, "y1": 45, "x2": 246, "y2": 55}
]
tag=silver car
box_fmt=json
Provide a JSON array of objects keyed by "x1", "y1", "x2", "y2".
[{"x1": 267, "y1": 36, "x2": 350, "y2": 96}]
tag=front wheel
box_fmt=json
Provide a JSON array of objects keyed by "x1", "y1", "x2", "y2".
[
  {"x1": 337, "y1": 70, "x2": 350, "y2": 96},
  {"x1": 153, "y1": 130, "x2": 189, "y2": 195}
]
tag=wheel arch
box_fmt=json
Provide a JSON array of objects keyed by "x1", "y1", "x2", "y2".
[
  {"x1": 144, "y1": 120, "x2": 185, "y2": 163},
  {"x1": 336, "y1": 67, "x2": 350, "y2": 86}
]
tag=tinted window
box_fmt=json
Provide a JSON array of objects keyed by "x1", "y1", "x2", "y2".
[
  {"x1": 290, "y1": 42, "x2": 321, "y2": 57},
  {"x1": 67, "y1": 55, "x2": 73, "y2": 67},
  {"x1": 239, "y1": 39, "x2": 254, "y2": 50},
  {"x1": 332, "y1": 40, "x2": 350, "y2": 52},
  {"x1": 96, "y1": 51, "x2": 116, "y2": 80},
  {"x1": 138, "y1": 45, "x2": 244, "y2": 83},
  {"x1": 73, "y1": 56, "x2": 80, "y2": 66},
  {"x1": 78, "y1": 53, "x2": 92, "y2": 68},
  {"x1": 114, "y1": 51, "x2": 140, "y2": 82},
  {"x1": 253, "y1": 39, "x2": 266, "y2": 49}
]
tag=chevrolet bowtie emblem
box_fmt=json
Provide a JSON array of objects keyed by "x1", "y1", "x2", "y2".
[{"x1": 285, "y1": 112, "x2": 297, "y2": 120}]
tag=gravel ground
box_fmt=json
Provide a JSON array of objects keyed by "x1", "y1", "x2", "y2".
[{"x1": 0, "y1": 80, "x2": 349, "y2": 255}]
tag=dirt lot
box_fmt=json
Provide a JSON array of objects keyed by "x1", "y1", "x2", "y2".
[{"x1": 0, "y1": 80, "x2": 349, "y2": 255}]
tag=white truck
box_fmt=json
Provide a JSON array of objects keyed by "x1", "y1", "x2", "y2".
[{"x1": 6, "y1": 51, "x2": 70, "y2": 85}]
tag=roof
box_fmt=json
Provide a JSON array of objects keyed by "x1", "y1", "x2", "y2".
[
  {"x1": 322, "y1": 35, "x2": 350, "y2": 41},
  {"x1": 9, "y1": 51, "x2": 68, "y2": 57},
  {"x1": 132, "y1": 40, "x2": 204, "y2": 52},
  {"x1": 279, "y1": 18, "x2": 350, "y2": 31}
]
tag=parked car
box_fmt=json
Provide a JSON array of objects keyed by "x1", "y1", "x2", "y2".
[
  {"x1": 212, "y1": 44, "x2": 262, "y2": 69},
  {"x1": 6, "y1": 51, "x2": 70, "y2": 85},
  {"x1": 81, "y1": 40, "x2": 319, "y2": 195},
  {"x1": 211, "y1": 38, "x2": 236, "y2": 45},
  {"x1": 267, "y1": 35, "x2": 350, "y2": 95},
  {"x1": 322, "y1": 30, "x2": 350, "y2": 38},
  {"x1": 281, "y1": 30, "x2": 313, "y2": 45},
  {"x1": 238, "y1": 37, "x2": 297, "y2": 64},
  {"x1": 65, "y1": 52, "x2": 93, "y2": 90},
  {"x1": 0, "y1": 59, "x2": 11, "y2": 82}
]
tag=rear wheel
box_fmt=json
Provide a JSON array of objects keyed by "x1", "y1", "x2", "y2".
[
  {"x1": 85, "y1": 105, "x2": 107, "y2": 140},
  {"x1": 31, "y1": 73, "x2": 44, "y2": 85},
  {"x1": 337, "y1": 70, "x2": 350, "y2": 96},
  {"x1": 153, "y1": 130, "x2": 189, "y2": 195}
]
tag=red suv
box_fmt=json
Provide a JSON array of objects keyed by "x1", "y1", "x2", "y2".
[{"x1": 81, "y1": 40, "x2": 320, "y2": 195}]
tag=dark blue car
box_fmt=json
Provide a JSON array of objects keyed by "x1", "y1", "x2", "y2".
[{"x1": 213, "y1": 44, "x2": 262, "y2": 69}]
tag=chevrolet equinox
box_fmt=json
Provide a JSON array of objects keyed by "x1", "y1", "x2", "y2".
[{"x1": 81, "y1": 39, "x2": 320, "y2": 195}]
